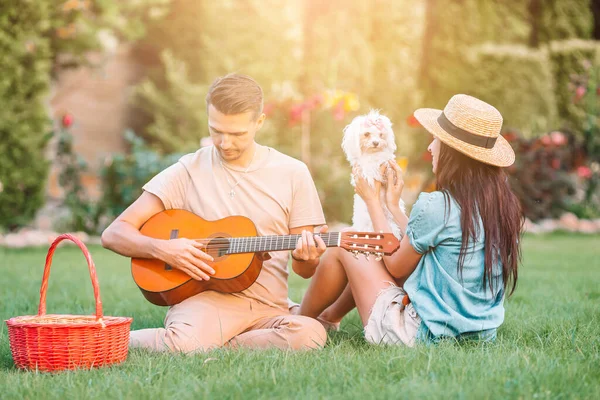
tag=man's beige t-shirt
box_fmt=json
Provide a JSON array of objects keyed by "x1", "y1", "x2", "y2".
[{"x1": 142, "y1": 145, "x2": 326, "y2": 309}]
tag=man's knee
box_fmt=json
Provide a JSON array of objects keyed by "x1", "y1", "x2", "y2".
[
  {"x1": 162, "y1": 324, "x2": 220, "y2": 353},
  {"x1": 286, "y1": 316, "x2": 327, "y2": 350}
]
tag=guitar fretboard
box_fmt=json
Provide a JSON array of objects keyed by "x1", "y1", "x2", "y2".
[{"x1": 225, "y1": 232, "x2": 341, "y2": 254}]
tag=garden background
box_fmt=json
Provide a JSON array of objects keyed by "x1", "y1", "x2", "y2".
[
  {"x1": 1, "y1": 0, "x2": 600, "y2": 238},
  {"x1": 1, "y1": 1, "x2": 600, "y2": 399}
]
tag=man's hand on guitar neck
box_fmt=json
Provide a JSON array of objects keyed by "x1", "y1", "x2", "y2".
[{"x1": 290, "y1": 225, "x2": 328, "y2": 278}]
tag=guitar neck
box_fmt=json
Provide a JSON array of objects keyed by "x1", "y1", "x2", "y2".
[{"x1": 225, "y1": 232, "x2": 341, "y2": 255}]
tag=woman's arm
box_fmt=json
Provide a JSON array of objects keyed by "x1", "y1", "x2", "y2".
[
  {"x1": 383, "y1": 161, "x2": 409, "y2": 234},
  {"x1": 365, "y1": 200, "x2": 422, "y2": 281},
  {"x1": 388, "y1": 204, "x2": 409, "y2": 233}
]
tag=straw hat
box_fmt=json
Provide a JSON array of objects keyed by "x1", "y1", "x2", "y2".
[{"x1": 414, "y1": 94, "x2": 515, "y2": 167}]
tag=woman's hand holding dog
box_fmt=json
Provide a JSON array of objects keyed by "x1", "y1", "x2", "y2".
[
  {"x1": 352, "y1": 167, "x2": 381, "y2": 204},
  {"x1": 384, "y1": 161, "x2": 404, "y2": 208}
]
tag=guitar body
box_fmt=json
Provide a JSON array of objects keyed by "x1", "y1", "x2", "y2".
[{"x1": 131, "y1": 210, "x2": 262, "y2": 306}]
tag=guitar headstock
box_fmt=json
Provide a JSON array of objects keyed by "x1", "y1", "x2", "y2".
[{"x1": 339, "y1": 231, "x2": 400, "y2": 261}]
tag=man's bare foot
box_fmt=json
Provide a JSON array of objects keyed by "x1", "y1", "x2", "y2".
[
  {"x1": 317, "y1": 310, "x2": 341, "y2": 332},
  {"x1": 316, "y1": 315, "x2": 341, "y2": 332}
]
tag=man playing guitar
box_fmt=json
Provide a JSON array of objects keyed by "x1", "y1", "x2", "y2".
[{"x1": 101, "y1": 73, "x2": 328, "y2": 352}]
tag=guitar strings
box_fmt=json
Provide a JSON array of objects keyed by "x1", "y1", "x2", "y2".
[{"x1": 182, "y1": 234, "x2": 382, "y2": 252}]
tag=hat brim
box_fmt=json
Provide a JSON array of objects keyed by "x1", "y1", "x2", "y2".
[{"x1": 414, "y1": 108, "x2": 515, "y2": 168}]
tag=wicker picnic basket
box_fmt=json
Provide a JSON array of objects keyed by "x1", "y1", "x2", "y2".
[{"x1": 5, "y1": 234, "x2": 132, "y2": 372}]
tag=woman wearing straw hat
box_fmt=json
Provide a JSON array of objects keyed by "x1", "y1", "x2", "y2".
[{"x1": 295, "y1": 94, "x2": 524, "y2": 345}]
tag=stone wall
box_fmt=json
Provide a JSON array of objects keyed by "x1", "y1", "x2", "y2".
[
  {"x1": 48, "y1": 45, "x2": 143, "y2": 199},
  {"x1": 33, "y1": 45, "x2": 144, "y2": 230}
]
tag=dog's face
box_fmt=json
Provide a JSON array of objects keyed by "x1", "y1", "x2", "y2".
[
  {"x1": 342, "y1": 110, "x2": 396, "y2": 164},
  {"x1": 359, "y1": 126, "x2": 388, "y2": 154}
]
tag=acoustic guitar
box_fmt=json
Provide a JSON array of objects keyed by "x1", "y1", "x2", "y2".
[{"x1": 131, "y1": 209, "x2": 400, "y2": 306}]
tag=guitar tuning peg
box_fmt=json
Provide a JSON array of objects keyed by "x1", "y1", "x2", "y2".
[
  {"x1": 375, "y1": 252, "x2": 383, "y2": 261},
  {"x1": 352, "y1": 251, "x2": 359, "y2": 259},
  {"x1": 364, "y1": 253, "x2": 370, "y2": 261}
]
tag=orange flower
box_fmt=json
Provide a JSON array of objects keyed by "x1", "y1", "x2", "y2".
[
  {"x1": 62, "y1": 0, "x2": 79, "y2": 12},
  {"x1": 62, "y1": 0, "x2": 89, "y2": 12},
  {"x1": 406, "y1": 114, "x2": 420, "y2": 127},
  {"x1": 25, "y1": 40, "x2": 36, "y2": 53},
  {"x1": 396, "y1": 157, "x2": 408, "y2": 171},
  {"x1": 503, "y1": 131, "x2": 518, "y2": 142},
  {"x1": 56, "y1": 24, "x2": 76, "y2": 39}
]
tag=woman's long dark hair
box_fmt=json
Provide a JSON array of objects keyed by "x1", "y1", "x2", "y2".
[{"x1": 436, "y1": 142, "x2": 523, "y2": 296}]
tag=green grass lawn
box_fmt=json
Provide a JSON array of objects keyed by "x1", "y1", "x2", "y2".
[{"x1": 1, "y1": 233, "x2": 599, "y2": 399}]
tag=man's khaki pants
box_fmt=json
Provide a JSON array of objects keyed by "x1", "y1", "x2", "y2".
[{"x1": 130, "y1": 290, "x2": 327, "y2": 353}]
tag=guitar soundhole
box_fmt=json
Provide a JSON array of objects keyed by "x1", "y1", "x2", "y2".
[{"x1": 205, "y1": 237, "x2": 231, "y2": 259}]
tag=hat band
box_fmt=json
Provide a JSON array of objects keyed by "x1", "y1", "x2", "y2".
[{"x1": 437, "y1": 113, "x2": 497, "y2": 149}]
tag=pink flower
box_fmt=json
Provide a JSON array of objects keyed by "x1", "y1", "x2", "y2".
[
  {"x1": 61, "y1": 113, "x2": 73, "y2": 128},
  {"x1": 303, "y1": 99, "x2": 317, "y2": 111},
  {"x1": 575, "y1": 86, "x2": 586, "y2": 102},
  {"x1": 289, "y1": 104, "x2": 304, "y2": 125},
  {"x1": 309, "y1": 94, "x2": 324, "y2": 108},
  {"x1": 263, "y1": 103, "x2": 275, "y2": 117},
  {"x1": 333, "y1": 103, "x2": 345, "y2": 121},
  {"x1": 550, "y1": 131, "x2": 567, "y2": 146},
  {"x1": 576, "y1": 166, "x2": 592, "y2": 179},
  {"x1": 540, "y1": 135, "x2": 552, "y2": 146}
]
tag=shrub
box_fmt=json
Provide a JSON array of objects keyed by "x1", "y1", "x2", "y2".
[
  {"x1": 54, "y1": 123, "x2": 105, "y2": 234},
  {"x1": 0, "y1": 2, "x2": 53, "y2": 230},
  {"x1": 537, "y1": 0, "x2": 594, "y2": 44},
  {"x1": 568, "y1": 62, "x2": 600, "y2": 218},
  {"x1": 420, "y1": 0, "x2": 530, "y2": 109},
  {"x1": 468, "y1": 44, "x2": 557, "y2": 137},
  {"x1": 549, "y1": 39, "x2": 599, "y2": 132},
  {"x1": 0, "y1": 0, "x2": 169, "y2": 231},
  {"x1": 261, "y1": 88, "x2": 360, "y2": 223},
  {"x1": 505, "y1": 130, "x2": 583, "y2": 221},
  {"x1": 134, "y1": 50, "x2": 208, "y2": 154},
  {"x1": 100, "y1": 130, "x2": 184, "y2": 220},
  {"x1": 136, "y1": 0, "x2": 302, "y2": 89},
  {"x1": 368, "y1": 0, "x2": 426, "y2": 150}
]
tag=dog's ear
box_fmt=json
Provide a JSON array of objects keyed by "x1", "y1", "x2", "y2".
[{"x1": 342, "y1": 117, "x2": 362, "y2": 163}]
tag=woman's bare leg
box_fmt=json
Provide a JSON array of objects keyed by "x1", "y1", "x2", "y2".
[
  {"x1": 338, "y1": 251, "x2": 397, "y2": 326},
  {"x1": 319, "y1": 284, "x2": 355, "y2": 324},
  {"x1": 298, "y1": 248, "x2": 349, "y2": 318},
  {"x1": 300, "y1": 247, "x2": 397, "y2": 326}
]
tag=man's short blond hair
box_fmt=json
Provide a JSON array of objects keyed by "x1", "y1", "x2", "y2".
[{"x1": 206, "y1": 73, "x2": 263, "y2": 119}]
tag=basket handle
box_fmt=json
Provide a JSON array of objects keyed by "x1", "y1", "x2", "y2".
[{"x1": 38, "y1": 233, "x2": 103, "y2": 321}]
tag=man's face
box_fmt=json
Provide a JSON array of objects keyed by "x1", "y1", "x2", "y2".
[{"x1": 208, "y1": 104, "x2": 265, "y2": 162}]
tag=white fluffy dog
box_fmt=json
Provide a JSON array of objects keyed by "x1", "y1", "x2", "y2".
[{"x1": 342, "y1": 110, "x2": 405, "y2": 240}]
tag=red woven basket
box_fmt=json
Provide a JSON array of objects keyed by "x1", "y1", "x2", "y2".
[{"x1": 5, "y1": 234, "x2": 133, "y2": 372}]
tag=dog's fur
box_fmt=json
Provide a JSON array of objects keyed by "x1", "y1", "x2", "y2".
[{"x1": 342, "y1": 110, "x2": 405, "y2": 239}]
